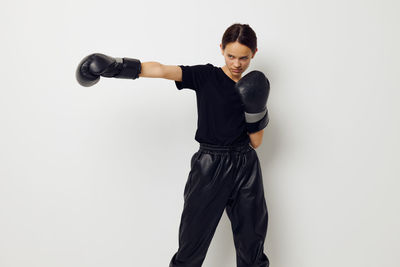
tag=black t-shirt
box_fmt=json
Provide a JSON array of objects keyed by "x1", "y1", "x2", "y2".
[{"x1": 175, "y1": 63, "x2": 250, "y2": 146}]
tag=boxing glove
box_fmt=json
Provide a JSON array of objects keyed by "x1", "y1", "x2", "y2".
[
  {"x1": 235, "y1": 70, "x2": 270, "y2": 133},
  {"x1": 76, "y1": 53, "x2": 142, "y2": 87}
]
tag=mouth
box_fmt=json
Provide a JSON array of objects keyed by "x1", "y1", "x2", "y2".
[{"x1": 232, "y1": 69, "x2": 241, "y2": 73}]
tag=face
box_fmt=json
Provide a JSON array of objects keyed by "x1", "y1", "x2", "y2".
[{"x1": 220, "y1": 41, "x2": 257, "y2": 79}]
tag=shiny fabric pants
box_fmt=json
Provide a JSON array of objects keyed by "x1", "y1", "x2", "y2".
[{"x1": 169, "y1": 142, "x2": 270, "y2": 267}]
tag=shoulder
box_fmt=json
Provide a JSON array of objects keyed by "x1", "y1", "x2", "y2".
[
  {"x1": 194, "y1": 63, "x2": 217, "y2": 70},
  {"x1": 203, "y1": 63, "x2": 222, "y2": 75},
  {"x1": 179, "y1": 63, "x2": 218, "y2": 75},
  {"x1": 179, "y1": 63, "x2": 210, "y2": 70},
  {"x1": 205, "y1": 63, "x2": 219, "y2": 70}
]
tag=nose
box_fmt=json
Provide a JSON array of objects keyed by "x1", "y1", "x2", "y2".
[{"x1": 233, "y1": 59, "x2": 241, "y2": 68}]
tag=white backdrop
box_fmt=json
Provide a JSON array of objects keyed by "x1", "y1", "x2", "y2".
[{"x1": 0, "y1": 0, "x2": 399, "y2": 266}]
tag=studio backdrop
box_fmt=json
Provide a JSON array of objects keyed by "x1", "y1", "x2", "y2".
[{"x1": 0, "y1": 0, "x2": 399, "y2": 267}]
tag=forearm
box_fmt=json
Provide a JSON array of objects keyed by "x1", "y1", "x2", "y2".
[
  {"x1": 139, "y1": 62, "x2": 164, "y2": 78},
  {"x1": 139, "y1": 62, "x2": 182, "y2": 81}
]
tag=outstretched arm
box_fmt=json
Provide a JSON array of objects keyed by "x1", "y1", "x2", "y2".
[
  {"x1": 139, "y1": 62, "x2": 182, "y2": 81},
  {"x1": 75, "y1": 53, "x2": 182, "y2": 87}
]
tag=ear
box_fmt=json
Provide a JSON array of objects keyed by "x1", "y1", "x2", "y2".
[
  {"x1": 220, "y1": 44, "x2": 224, "y2": 55},
  {"x1": 252, "y1": 48, "x2": 258, "y2": 58}
]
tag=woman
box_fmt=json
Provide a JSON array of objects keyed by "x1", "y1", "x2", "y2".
[{"x1": 76, "y1": 23, "x2": 270, "y2": 267}]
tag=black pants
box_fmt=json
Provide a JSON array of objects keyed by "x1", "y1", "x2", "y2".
[{"x1": 169, "y1": 142, "x2": 270, "y2": 267}]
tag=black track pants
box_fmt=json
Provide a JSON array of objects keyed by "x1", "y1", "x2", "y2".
[{"x1": 169, "y1": 142, "x2": 270, "y2": 267}]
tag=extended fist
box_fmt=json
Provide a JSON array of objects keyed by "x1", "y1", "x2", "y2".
[{"x1": 75, "y1": 53, "x2": 142, "y2": 87}]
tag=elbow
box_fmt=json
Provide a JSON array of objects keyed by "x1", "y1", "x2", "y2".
[
  {"x1": 248, "y1": 129, "x2": 264, "y2": 149},
  {"x1": 249, "y1": 138, "x2": 262, "y2": 149},
  {"x1": 250, "y1": 141, "x2": 262, "y2": 149}
]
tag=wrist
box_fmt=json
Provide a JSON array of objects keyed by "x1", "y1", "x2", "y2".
[{"x1": 114, "y1": 57, "x2": 142, "y2": 79}]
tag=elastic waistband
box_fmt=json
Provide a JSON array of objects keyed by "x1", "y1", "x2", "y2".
[{"x1": 199, "y1": 142, "x2": 253, "y2": 153}]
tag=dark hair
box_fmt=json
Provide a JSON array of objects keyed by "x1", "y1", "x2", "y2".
[{"x1": 221, "y1": 23, "x2": 257, "y2": 54}]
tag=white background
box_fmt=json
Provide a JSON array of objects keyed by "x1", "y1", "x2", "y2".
[{"x1": 1, "y1": 0, "x2": 399, "y2": 266}]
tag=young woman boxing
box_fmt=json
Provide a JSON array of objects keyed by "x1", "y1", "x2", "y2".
[{"x1": 76, "y1": 23, "x2": 270, "y2": 267}]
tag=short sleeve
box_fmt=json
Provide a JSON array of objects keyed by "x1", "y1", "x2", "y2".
[{"x1": 175, "y1": 64, "x2": 212, "y2": 91}]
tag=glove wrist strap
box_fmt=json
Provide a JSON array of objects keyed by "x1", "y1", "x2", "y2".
[
  {"x1": 114, "y1": 57, "x2": 142, "y2": 79},
  {"x1": 245, "y1": 108, "x2": 267, "y2": 123}
]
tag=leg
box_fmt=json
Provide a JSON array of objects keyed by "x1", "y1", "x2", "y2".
[
  {"x1": 170, "y1": 151, "x2": 235, "y2": 267},
  {"x1": 226, "y1": 150, "x2": 270, "y2": 267}
]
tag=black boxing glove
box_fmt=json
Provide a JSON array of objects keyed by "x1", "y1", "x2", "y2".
[
  {"x1": 235, "y1": 70, "x2": 270, "y2": 133},
  {"x1": 76, "y1": 53, "x2": 142, "y2": 87}
]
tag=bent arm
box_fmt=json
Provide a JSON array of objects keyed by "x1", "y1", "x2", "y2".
[
  {"x1": 139, "y1": 62, "x2": 182, "y2": 81},
  {"x1": 249, "y1": 129, "x2": 264, "y2": 149}
]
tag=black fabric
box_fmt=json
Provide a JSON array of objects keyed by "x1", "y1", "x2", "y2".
[
  {"x1": 169, "y1": 143, "x2": 270, "y2": 267},
  {"x1": 175, "y1": 64, "x2": 251, "y2": 146}
]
